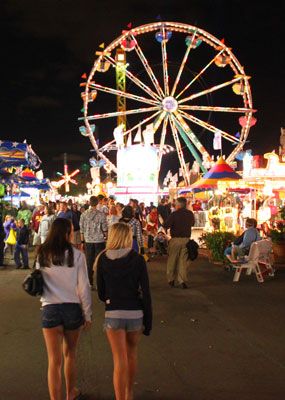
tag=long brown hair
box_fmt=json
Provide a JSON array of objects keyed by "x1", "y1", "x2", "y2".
[{"x1": 37, "y1": 218, "x2": 74, "y2": 267}]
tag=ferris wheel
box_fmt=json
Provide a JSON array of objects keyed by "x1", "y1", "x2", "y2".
[{"x1": 79, "y1": 21, "x2": 256, "y2": 186}]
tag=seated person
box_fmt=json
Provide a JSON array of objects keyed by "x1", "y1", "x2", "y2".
[
  {"x1": 154, "y1": 228, "x2": 168, "y2": 255},
  {"x1": 224, "y1": 218, "x2": 260, "y2": 263}
]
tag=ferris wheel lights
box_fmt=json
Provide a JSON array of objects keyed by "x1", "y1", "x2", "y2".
[{"x1": 82, "y1": 21, "x2": 254, "y2": 172}]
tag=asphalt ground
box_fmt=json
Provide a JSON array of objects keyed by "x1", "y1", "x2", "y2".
[{"x1": 0, "y1": 250, "x2": 285, "y2": 400}]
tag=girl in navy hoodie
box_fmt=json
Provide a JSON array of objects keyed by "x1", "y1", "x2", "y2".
[{"x1": 95, "y1": 222, "x2": 152, "y2": 400}]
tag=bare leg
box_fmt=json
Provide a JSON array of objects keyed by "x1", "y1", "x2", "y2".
[
  {"x1": 63, "y1": 328, "x2": 82, "y2": 400},
  {"x1": 106, "y1": 329, "x2": 128, "y2": 400},
  {"x1": 43, "y1": 326, "x2": 64, "y2": 400},
  {"x1": 126, "y1": 331, "x2": 141, "y2": 400}
]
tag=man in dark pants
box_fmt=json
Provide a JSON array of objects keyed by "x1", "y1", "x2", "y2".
[
  {"x1": 14, "y1": 219, "x2": 30, "y2": 269},
  {"x1": 157, "y1": 198, "x2": 170, "y2": 227},
  {"x1": 164, "y1": 197, "x2": 194, "y2": 289},
  {"x1": 79, "y1": 196, "x2": 108, "y2": 288}
]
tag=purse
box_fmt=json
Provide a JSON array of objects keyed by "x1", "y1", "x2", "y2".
[{"x1": 22, "y1": 261, "x2": 44, "y2": 297}]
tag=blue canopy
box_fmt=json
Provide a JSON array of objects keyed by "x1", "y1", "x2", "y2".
[
  {"x1": 19, "y1": 179, "x2": 51, "y2": 190},
  {"x1": 0, "y1": 140, "x2": 41, "y2": 169}
]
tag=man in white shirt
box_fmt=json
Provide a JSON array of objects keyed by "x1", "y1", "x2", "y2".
[{"x1": 80, "y1": 196, "x2": 108, "y2": 287}]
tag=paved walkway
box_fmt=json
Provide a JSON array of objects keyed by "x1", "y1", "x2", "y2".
[{"x1": 1, "y1": 253, "x2": 285, "y2": 400}]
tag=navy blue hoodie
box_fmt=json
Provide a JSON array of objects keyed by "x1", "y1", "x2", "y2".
[{"x1": 96, "y1": 250, "x2": 152, "y2": 335}]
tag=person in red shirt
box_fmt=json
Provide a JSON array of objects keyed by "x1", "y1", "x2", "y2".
[
  {"x1": 146, "y1": 207, "x2": 158, "y2": 252},
  {"x1": 32, "y1": 204, "x2": 44, "y2": 247},
  {"x1": 192, "y1": 200, "x2": 202, "y2": 211}
]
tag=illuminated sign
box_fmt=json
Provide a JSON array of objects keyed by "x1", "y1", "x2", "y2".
[{"x1": 117, "y1": 144, "x2": 158, "y2": 189}]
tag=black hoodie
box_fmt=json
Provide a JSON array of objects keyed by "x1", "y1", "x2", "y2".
[{"x1": 96, "y1": 250, "x2": 152, "y2": 335}]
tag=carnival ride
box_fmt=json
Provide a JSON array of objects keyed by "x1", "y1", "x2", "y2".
[
  {"x1": 51, "y1": 153, "x2": 79, "y2": 192},
  {"x1": 79, "y1": 21, "x2": 256, "y2": 187}
]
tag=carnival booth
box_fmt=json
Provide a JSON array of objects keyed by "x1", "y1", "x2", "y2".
[
  {"x1": 242, "y1": 151, "x2": 285, "y2": 224},
  {"x1": 0, "y1": 140, "x2": 50, "y2": 206},
  {"x1": 179, "y1": 157, "x2": 242, "y2": 232}
]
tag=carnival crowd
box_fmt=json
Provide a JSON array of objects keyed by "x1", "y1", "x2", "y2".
[
  {"x1": 1, "y1": 195, "x2": 198, "y2": 400},
  {"x1": 1, "y1": 193, "x2": 278, "y2": 400}
]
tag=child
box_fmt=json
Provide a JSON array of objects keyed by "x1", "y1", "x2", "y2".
[
  {"x1": 14, "y1": 219, "x2": 30, "y2": 269},
  {"x1": 154, "y1": 228, "x2": 168, "y2": 255}
]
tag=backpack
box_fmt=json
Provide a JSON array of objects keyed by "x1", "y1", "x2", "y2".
[{"x1": 186, "y1": 239, "x2": 199, "y2": 261}]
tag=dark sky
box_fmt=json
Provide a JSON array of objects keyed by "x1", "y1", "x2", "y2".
[{"x1": 1, "y1": 0, "x2": 284, "y2": 179}]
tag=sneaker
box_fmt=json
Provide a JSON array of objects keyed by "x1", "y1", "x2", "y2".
[
  {"x1": 168, "y1": 280, "x2": 175, "y2": 288},
  {"x1": 21, "y1": 266, "x2": 30, "y2": 269}
]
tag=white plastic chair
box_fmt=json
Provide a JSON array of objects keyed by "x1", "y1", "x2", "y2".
[{"x1": 233, "y1": 239, "x2": 274, "y2": 283}]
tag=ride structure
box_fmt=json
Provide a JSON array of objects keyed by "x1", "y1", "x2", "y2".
[
  {"x1": 79, "y1": 21, "x2": 256, "y2": 193},
  {"x1": 52, "y1": 153, "x2": 80, "y2": 193}
]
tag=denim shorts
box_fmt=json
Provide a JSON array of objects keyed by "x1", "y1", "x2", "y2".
[
  {"x1": 42, "y1": 303, "x2": 84, "y2": 330},
  {"x1": 104, "y1": 317, "x2": 143, "y2": 332}
]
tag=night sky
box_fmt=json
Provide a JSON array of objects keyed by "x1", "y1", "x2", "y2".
[{"x1": 1, "y1": 0, "x2": 284, "y2": 181}]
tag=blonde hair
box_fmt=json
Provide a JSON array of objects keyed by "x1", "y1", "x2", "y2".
[{"x1": 106, "y1": 222, "x2": 133, "y2": 250}]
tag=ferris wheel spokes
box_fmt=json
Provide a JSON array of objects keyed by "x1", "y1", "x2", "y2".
[
  {"x1": 152, "y1": 110, "x2": 167, "y2": 132},
  {"x1": 82, "y1": 22, "x2": 254, "y2": 177},
  {"x1": 83, "y1": 106, "x2": 160, "y2": 121},
  {"x1": 179, "y1": 105, "x2": 256, "y2": 113},
  {"x1": 131, "y1": 34, "x2": 164, "y2": 98},
  {"x1": 176, "y1": 48, "x2": 225, "y2": 100},
  {"x1": 161, "y1": 26, "x2": 170, "y2": 96},
  {"x1": 169, "y1": 116, "x2": 190, "y2": 186},
  {"x1": 173, "y1": 115, "x2": 207, "y2": 173},
  {"x1": 174, "y1": 111, "x2": 211, "y2": 164},
  {"x1": 178, "y1": 75, "x2": 243, "y2": 105},
  {"x1": 89, "y1": 82, "x2": 159, "y2": 106},
  {"x1": 158, "y1": 115, "x2": 169, "y2": 171},
  {"x1": 179, "y1": 110, "x2": 240, "y2": 144},
  {"x1": 170, "y1": 30, "x2": 197, "y2": 97},
  {"x1": 104, "y1": 55, "x2": 161, "y2": 102}
]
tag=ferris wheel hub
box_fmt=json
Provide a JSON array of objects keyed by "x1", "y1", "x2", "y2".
[{"x1": 162, "y1": 96, "x2": 178, "y2": 113}]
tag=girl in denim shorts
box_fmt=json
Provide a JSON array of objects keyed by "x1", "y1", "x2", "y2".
[
  {"x1": 95, "y1": 222, "x2": 152, "y2": 400},
  {"x1": 37, "y1": 218, "x2": 92, "y2": 400}
]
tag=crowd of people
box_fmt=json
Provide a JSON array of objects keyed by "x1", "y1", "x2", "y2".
[
  {"x1": 1, "y1": 193, "x2": 274, "y2": 400},
  {"x1": 0, "y1": 195, "x2": 175, "y2": 271},
  {"x1": 0, "y1": 195, "x2": 196, "y2": 400}
]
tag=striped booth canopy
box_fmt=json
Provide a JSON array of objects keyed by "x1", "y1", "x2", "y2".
[{"x1": 180, "y1": 157, "x2": 242, "y2": 193}]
